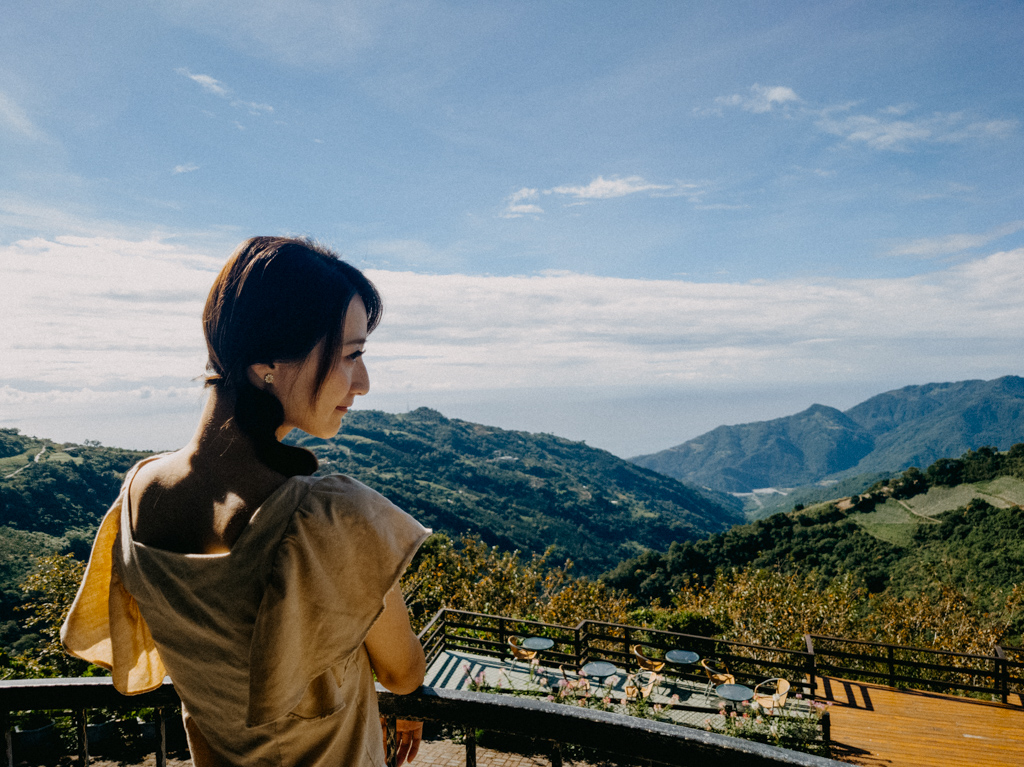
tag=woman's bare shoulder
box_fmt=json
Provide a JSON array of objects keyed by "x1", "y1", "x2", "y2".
[
  {"x1": 128, "y1": 452, "x2": 194, "y2": 543},
  {"x1": 129, "y1": 449, "x2": 287, "y2": 553}
]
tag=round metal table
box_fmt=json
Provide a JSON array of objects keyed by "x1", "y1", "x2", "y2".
[
  {"x1": 520, "y1": 637, "x2": 554, "y2": 651},
  {"x1": 665, "y1": 649, "x2": 700, "y2": 665},
  {"x1": 716, "y1": 683, "x2": 754, "y2": 710},
  {"x1": 580, "y1": 661, "x2": 620, "y2": 680}
]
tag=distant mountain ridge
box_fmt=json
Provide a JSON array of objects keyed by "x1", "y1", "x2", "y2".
[
  {"x1": 0, "y1": 415, "x2": 740, "y2": 577},
  {"x1": 292, "y1": 408, "x2": 741, "y2": 573},
  {"x1": 631, "y1": 376, "x2": 1024, "y2": 493}
]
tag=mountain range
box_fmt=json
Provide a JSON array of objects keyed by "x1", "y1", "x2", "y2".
[
  {"x1": 290, "y1": 408, "x2": 739, "y2": 573},
  {"x1": 631, "y1": 376, "x2": 1024, "y2": 493},
  {"x1": 605, "y1": 444, "x2": 1024, "y2": 620}
]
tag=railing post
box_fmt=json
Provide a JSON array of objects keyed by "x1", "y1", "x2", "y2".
[
  {"x1": 804, "y1": 634, "x2": 816, "y2": 700},
  {"x1": 888, "y1": 645, "x2": 896, "y2": 688},
  {"x1": 76, "y1": 708, "x2": 88, "y2": 765},
  {"x1": 574, "y1": 623, "x2": 582, "y2": 671},
  {"x1": 995, "y1": 646, "x2": 1009, "y2": 704},
  {"x1": 1, "y1": 711, "x2": 12, "y2": 767},
  {"x1": 498, "y1": 617, "x2": 507, "y2": 658},
  {"x1": 580, "y1": 622, "x2": 590, "y2": 669},
  {"x1": 155, "y1": 707, "x2": 167, "y2": 767},
  {"x1": 464, "y1": 726, "x2": 477, "y2": 767},
  {"x1": 624, "y1": 626, "x2": 632, "y2": 664},
  {"x1": 385, "y1": 715, "x2": 398, "y2": 767}
]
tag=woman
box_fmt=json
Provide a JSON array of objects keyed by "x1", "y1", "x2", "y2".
[{"x1": 62, "y1": 237, "x2": 430, "y2": 766}]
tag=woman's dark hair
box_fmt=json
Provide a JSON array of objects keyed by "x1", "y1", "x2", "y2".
[{"x1": 203, "y1": 236, "x2": 382, "y2": 476}]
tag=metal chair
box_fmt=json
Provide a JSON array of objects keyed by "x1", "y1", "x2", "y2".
[
  {"x1": 507, "y1": 636, "x2": 538, "y2": 674},
  {"x1": 752, "y1": 678, "x2": 791, "y2": 713},
  {"x1": 700, "y1": 658, "x2": 735, "y2": 701},
  {"x1": 631, "y1": 644, "x2": 666, "y2": 673},
  {"x1": 624, "y1": 670, "x2": 662, "y2": 702}
]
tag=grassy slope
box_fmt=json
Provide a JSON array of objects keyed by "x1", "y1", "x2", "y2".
[{"x1": 850, "y1": 476, "x2": 1024, "y2": 546}]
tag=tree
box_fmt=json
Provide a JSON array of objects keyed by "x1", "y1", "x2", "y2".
[{"x1": 15, "y1": 554, "x2": 89, "y2": 677}]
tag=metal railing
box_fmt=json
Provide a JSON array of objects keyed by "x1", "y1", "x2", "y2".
[
  {"x1": 806, "y1": 635, "x2": 1024, "y2": 704},
  {"x1": 421, "y1": 609, "x2": 817, "y2": 697},
  {"x1": 0, "y1": 677, "x2": 844, "y2": 767},
  {"x1": 421, "y1": 609, "x2": 1024, "y2": 706}
]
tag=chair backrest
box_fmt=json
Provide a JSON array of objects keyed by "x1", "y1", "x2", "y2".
[
  {"x1": 774, "y1": 678, "x2": 791, "y2": 706},
  {"x1": 631, "y1": 644, "x2": 665, "y2": 672},
  {"x1": 701, "y1": 658, "x2": 727, "y2": 678},
  {"x1": 754, "y1": 678, "x2": 791, "y2": 709},
  {"x1": 508, "y1": 636, "x2": 537, "y2": 661},
  {"x1": 625, "y1": 670, "x2": 660, "y2": 700}
]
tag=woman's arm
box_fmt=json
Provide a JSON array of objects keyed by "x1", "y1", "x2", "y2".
[{"x1": 364, "y1": 583, "x2": 426, "y2": 694}]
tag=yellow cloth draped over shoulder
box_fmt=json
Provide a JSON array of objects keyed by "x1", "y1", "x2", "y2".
[{"x1": 61, "y1": 456, "x2": 430, "y2": 767}]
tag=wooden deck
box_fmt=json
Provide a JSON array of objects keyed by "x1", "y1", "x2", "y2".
[{"x1": 817, "y1": 676, "x2": 1024, "y2": 766}]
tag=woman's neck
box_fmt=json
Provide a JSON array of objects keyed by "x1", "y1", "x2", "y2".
[{"x1": 186, "y1": 386, "x2": 266, "y2": 469}]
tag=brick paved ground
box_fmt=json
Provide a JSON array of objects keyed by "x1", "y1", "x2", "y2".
[
  {"x1": 415, "y1": 739, "x2": 562, "y2": 766},
  {"x1": 34, "y1": 740, "x2": 589, "y2": 767}
]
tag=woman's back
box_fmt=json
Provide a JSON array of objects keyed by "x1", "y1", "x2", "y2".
[
  {"x1": 129, "y1": 441, "x2": 287, "y2": 556},
  {"x1": 115, "y1": 460, "x2": 425, "y2": 765}
]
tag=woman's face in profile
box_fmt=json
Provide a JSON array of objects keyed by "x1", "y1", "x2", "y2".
[{"x1": 269, "y1": 296, "x2": 370, "y2": 440}]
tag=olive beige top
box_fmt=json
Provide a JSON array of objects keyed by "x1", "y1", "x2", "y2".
[{"x1": 61, "y1": 456, "x2": 430, "y2": 767}]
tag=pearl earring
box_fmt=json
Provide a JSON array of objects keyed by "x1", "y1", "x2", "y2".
[{"x1": 264, "y1": 373, "x2": 275, "y2": 384}]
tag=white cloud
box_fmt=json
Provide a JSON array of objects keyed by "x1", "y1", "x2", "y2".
[
  {"x1": 5, "y1": 235, "x2": 1023, "y2": 449},
  {"x1": 176, "y1": 68, "x2": 275, "y2": 119},
  {"x1": 549, "y1": 176, "x2": 673, "y2": 200},
  {"x1": 0, "y1": 91, "x2": 44, "y2": 140},
  {"x1": 501, "y1": 176, "x2": 691, "y2": 216},
  {"x1": 817, "y1": 108, "x2": 1017, "y2": 151},
  {"x1": 231, "y1": 100, "x2": 275, "y2": 114},
  {"x1": 500, "y1": 188, "x2": 544, "y2": 218},
  {"x1": 888, "y1": 221, "x2": 1024, "y2": 258},
  {"x1": 173, "y1": 163, "x2": 200, "y2": 175},
  {"x1": 713, "y1": 84, "x2": 800, "y2": 114},
  {"x1": 177, "y1": 68, "x2": 230, "y2": 97},
  {"x1": 360, "y1": 248, "x2": 1024, "y2": 395},
  {"x1": 706, "y1": 86, "x2": 1016, "y2": 151},
  {"x1": 2, "y1": 236, "x2": 219, "y2": 387}
]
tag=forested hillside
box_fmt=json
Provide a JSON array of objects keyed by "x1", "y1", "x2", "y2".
[
  {"x1": 604, "y1": 444, "x2": 1024, "y2": 614},
  {"x1": 632, "y1": 375, "x2": 1024, "y2": 492},
  {"x1": 0, "y1": 429, "x2": 151, "y2": 652},
  {"x1": 291, "y1": 407, "x2": 739, "y2": 574}
]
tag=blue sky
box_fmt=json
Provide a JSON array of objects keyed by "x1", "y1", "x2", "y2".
[{"x1": 3, "y1": 1, "x2": 1023, "y2": 458}]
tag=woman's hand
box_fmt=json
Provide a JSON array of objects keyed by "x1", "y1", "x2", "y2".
[{"x1": 395, "y1": 719, "x2": 423, "y2": 765}]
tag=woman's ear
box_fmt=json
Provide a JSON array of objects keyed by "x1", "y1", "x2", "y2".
[{"x1": 248, "y1": 363, "x2": 276, "y2": 389}]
